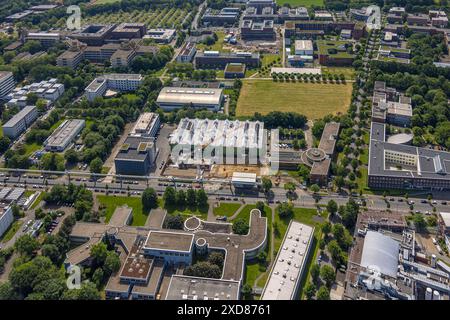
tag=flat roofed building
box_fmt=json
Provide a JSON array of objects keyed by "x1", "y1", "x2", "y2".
[
  {"x1": 145, "y1": 29, "x2": 176, "y2": 43},
  {"x1": 70, "y1": 24, "x2": 116, "y2": 46},
  {"x1": 294, "y1": 40, "x2": 313, "y2": 55},
  {"x1": 2, "y1": 105, "x2": 38, "y2": 139},
  {"x1": 85, "y1": 73, "x2": 143, "y2": 101},
  {"x1": 407, "y1": 13, "x2": 430, "y2": 26},
  {"x1": 224, "y1": 63, "x2": 246, "y2": 79},
  {"x1": 114, "y1": 136, "x2": 156, "y2": 176},
  {"x1": 165, "y1": 275, "x2": 240, "y2": 300},
  {"x1": 176, "y1": 42, "x2": 197, "y2": 63},
  {"x1": 110, "y1": 23, "x2": 147, "y2": 40},
  {"x1": 0, "y1": 71, "x2": 15, "y2": 99},
  {"x1": 44, "y1": 119, "x2": 85, "y2": 152},
  {"x1": 156, "y1": 87, "x2": 224, "y2": 111},
  {"x1": 195, "y1": 51, "x2": 260, "y2": 69},
  {"x1": 368, "y1": 122, "x2": 450, "y2": 190},
  {"x1": 57, "y1": 46, "x2": 85, "y2": 69},
  {"x1": 439, "y1": 212, "x2": 450, "y2": 234},
  {"x1": 202, "y1": 8, "x2": 240, "y2": 26},
  {"x1": 0, "y1": 206, "x2": 13, "y2": 238},
  {"x1": 261, "y1": 221, "x2": 314, "y2": 300},
  {"x1": 6, "y1": 10, "x2": 33, "y2": 21},
  {"x1": 25, "y1": 32, "x2": 60, "y2": 47},
  {"x1": 130, "y1": 112, "x2": 160, "y2": 137},
  {"x1": 240, "y1": 20, "x2": 275, "y2": 41},
  {"x1": 232, "y1": 172, "x2": 257, "y2": 188},
  {"x1": 143, "y1": 230, "x2": 194, "y2": 265}
]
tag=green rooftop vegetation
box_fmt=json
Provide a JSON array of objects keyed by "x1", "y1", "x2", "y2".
[{"x1": 316, "y1": 40, "x2": 355, "y2": 58}]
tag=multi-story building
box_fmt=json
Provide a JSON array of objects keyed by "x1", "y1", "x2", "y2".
[
  {"x1": 69, "y1": 24, "x2": 116, "y2": 46},
  {"x1": 5, "y1": 79, "x2": 64, "y2": 108},
  {"x1": 284, "y1": 20, "x2": 357, "y2": 38},
  {"x1": 56, "y1": 42, "x2": 86, "y2": 69},
  {"x1": 314, "y1": 10, "x2": 333, "y2": 21},
  {"x1": 85, "y1": 74, "x2": 143, "y2": 102},
  {"x1": 145, "y1": 29, "x2": 176, "y2": 44},
  {"x1": 110, "y1": 23, "x2": 147, "y2": 40},
  {"x1": 0, "y1": 206, "x2": 13, "y2": 239},
  {"x1": 156, "y1": 87, "x2": 224, "y2": 112},
  {"x1": 240, "y1": 20, "x2": 276, "y2": 41},
  {"x1": 2, "y1": 105, "x2": 38, "y2": 139},
  {"x1": 25, "y1": 32, "x2": 61, "y2": 47},
  {"x1": 387, "y1": 13, "x2": 404, "y2": 24},
  {"x1": 44, "y1": 119, "x2": 85, "y2": 152},
  {"x1": 0, "y1": 71, "x2": 15, "y2": 99},
  {"x1": 246, "y1": 0, "x2": 276, "y2": 14},
  {"x1": 114, "y1": 136, "x2": 156, "y2": 176},
  {"x1": 130, "y1": 113, "x2": 160, "y2": 137},
  {"x1": 176, "y1": 42, "x2": 197, "y2": 63},
  {"x1": 407, "y1": 13, "x2": 430, "y2": 26},
  {"x1": 195, "y1": 51, "x2": 260, "y2": 69},
  {"x1": 201, "y1": 7, "x2": 240, "y2": 26}
]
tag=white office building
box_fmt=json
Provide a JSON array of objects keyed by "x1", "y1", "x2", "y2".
[
  {"x1": 44, "y1": 119, "x2": 86, "y2": 152},
  {"x1": 4, "y1": 79, "x2": 64, "y2": 108},
  {"x1": 0, "y1": 206, "x2": 14, "y2": 238},
  {"x1": 261, "y1": 221, "x2": 314, "y2": 300},
  {"x1": 0, "y1": 71, "x2": 15, "y2": 99},
  {"x1": 2, "y1": 105, "x2": 38, "y2": 139},
  {"x1": 130, "y1": 113, "x2": 160, "y2": 137},
  {"x1": 85, "y1": 74, "x2": 143, "y2": 102}
]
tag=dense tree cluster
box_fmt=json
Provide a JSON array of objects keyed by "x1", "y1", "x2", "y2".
[{"x1": 44, "y1": 184, "x2": 94, "y2": 221}]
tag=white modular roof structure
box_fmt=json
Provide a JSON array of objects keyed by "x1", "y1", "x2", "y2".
[{"x1": 170, "y1": 118, "x2": 265, "y2": 150}]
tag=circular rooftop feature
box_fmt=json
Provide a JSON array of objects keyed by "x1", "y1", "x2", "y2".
[
  {"x1": 305, "y1": 147, "x2": 327, "y2": 164},
  {"x1": 184, "y1": 216, "x2": 201, "y2": 231}
]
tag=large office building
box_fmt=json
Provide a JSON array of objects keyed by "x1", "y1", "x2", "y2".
[
  {"x1": 156, "y1": 87, "x2": 224, "y2": 111},
  {"x1": 0, "y1": 71, "x2": 15, "y2": 99},
  {"x1": 169, "y1": 118, "x2": 265, "y2": 166},
  {"x1": 240, "y1": 20, "x2": 276, "y2": 41},
  {"x1": 368, "y1": 121, "x2": 450, "y2": 190},
  {"x1": 69, "y1": 24, "x2": 116, "y2": 46},
  {"x1": 130, "y1": 113, "x2": 160, "y2": 137},
  {"x1": 294, "y1": 40, "x2": 313, "y2": 55},
  {"x1": 246, "y1": 0, "x2": 276, "y2": 13},
  {"x1": 0, "y1": 206, "x2": 13, "y2": 238},
  {"x1": 145, "y1": 29, "x2": 176, "y2": 44},
  {"x1": 110, "y1": 23, "x2": 147, "y2": 40},
  {"x1": 44, "y1": 119, "x2": 85, "y2": 152},
  {"x1": 143, "y1": 231, "x2": 195, "y2": 265},
  {"x1": 261, "y1": 221, "x2": 314, "y2": 300},
  {"x1": 85, "y1": 73, "x2": 143, "y2": 102},
  {"x1": 195, "y1": 51, "x2": 260, "y2": 69},
  {"x1": 114, "y1": 136, "x2": 156, "y2": 176},
  {"x1": 201, "y1": 7, "x2": 241, "y2": 26},
  {"x1": 25, "y1": 32, "x2": 61, "y2": 47},
  {"x1": 2, "y1": 105, "x2": 38, "y2": 139}
]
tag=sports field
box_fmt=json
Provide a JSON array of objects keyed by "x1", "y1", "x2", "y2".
[{"x1": 236, "y1": 80, "x2": 352, "y2": 119}]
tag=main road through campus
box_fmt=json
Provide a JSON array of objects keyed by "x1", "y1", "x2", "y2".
[{"x1": 0, "y1": 167, "x2": 448, "y2": 214}]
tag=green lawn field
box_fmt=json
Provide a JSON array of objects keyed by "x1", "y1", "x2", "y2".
[
  {"x1": 236, "y1": 81, "x2": 352, "y2": 119},
  {"x1": 213, "y1": 202, "x2": 242, "y2": 217},
  {"x1": 278, "y1": 0, "x2": 324, "y2": 7}
]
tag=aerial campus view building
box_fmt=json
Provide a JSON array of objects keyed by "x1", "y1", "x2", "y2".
[{"x1": 2, "y1": 0, "x2": 450, "y2": 307}]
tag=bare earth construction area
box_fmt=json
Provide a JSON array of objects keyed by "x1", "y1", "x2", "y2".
[{"x1": 236, "y1": 81, "x2": 353, "y2": 119}]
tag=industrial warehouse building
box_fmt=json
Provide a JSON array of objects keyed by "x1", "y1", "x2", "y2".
[
  {"x1": 114, "y1": 136, "x2": 157, "y2": 176},
  {"x1": 156, "y1": 87, "x2": 224, "y2": 111},
  {"x1": 2, "y1": 105, "x2": 38, "y2": 139},
  {"x1": 261, "y1": 221, "x2": 314, "y2": 300},
  {"x1": 169, "y1": 118, "x2": 265, "y2": 166},
  {"x1": 44, "y1": 119, "x2": 85, "y2": 152},
  {"x1": 85, "y1": 73, "x2": 143, "y2": 102}
]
